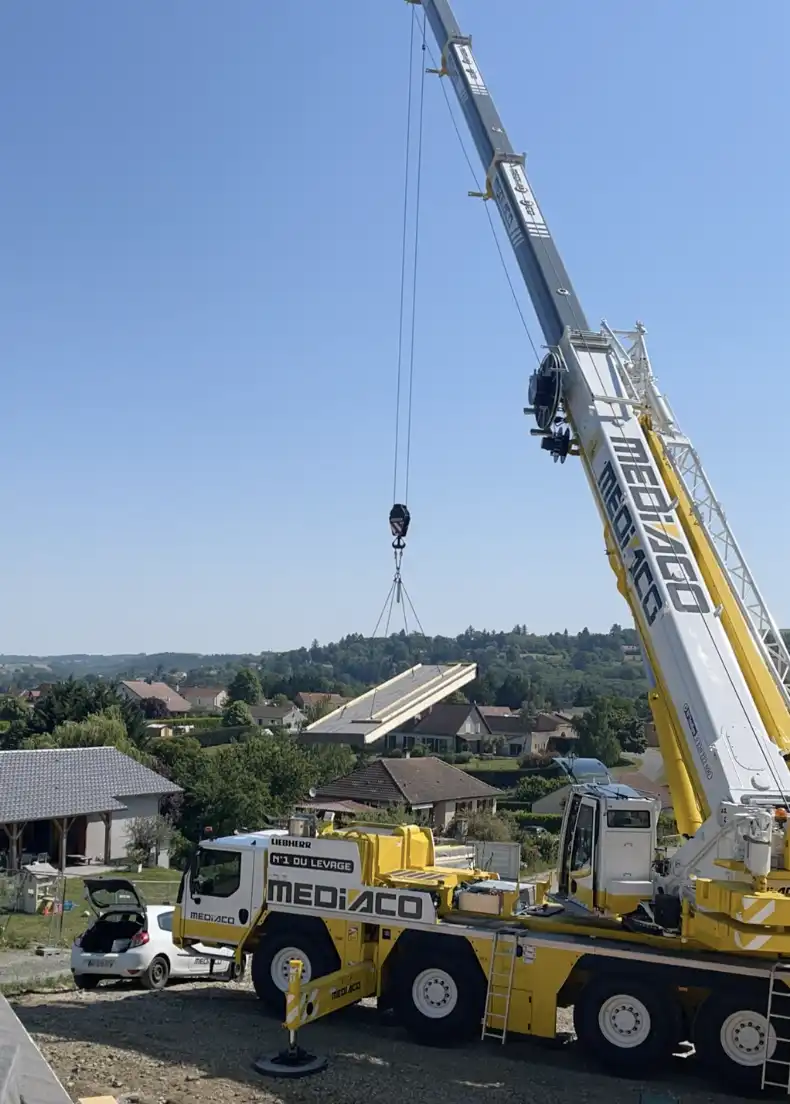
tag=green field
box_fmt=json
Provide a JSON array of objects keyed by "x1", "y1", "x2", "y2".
[{"x1": 0, "y1": 866, "x2": 181, "y2": 950}]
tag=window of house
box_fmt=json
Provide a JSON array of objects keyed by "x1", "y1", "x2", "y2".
[
  {"x1": 157, "y1": 910, "x2": 174, "y2": 932},
  {"x1": 194, "y1": 849, "x2": 242, "y2": 898}
]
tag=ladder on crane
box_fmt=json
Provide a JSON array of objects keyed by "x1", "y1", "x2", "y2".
[
  {"x1": 761, "y1": 963, "x2": 790, "y2": 1091},
  {"x1": 481, "y1": 929, "x2": 519, "y2": 1044}
]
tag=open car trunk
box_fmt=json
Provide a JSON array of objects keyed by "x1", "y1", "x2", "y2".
[
  {"x1": 79, "y1": 912, "x2": 147, "y2": 954},
  {"x1": 79, "y1": 878, "x2": 147, "y2": 954}
]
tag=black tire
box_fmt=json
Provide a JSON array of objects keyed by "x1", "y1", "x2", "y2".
[
  {"x1": 140, "y1": 954, "x2": 171, "y2": 992},
  {"x1": 251, "y1": 928, "x2": 339, "y2": 1018},
  {"x1": 73, "y1": 974, "x2": 101, "y2": 990},
  {"x1": 394, "y1": 947, "x2": 486, "y2": 1046},
  {"x1": 694, "y1": 987, "x2": 781, "y2": 1094},
  {"x1": 573, "y1": 973, "x2": 677, "y2": 1075}
]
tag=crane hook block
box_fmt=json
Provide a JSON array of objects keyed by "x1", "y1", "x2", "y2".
[
  {"x1": 528, "y1": 351, "x2": 563, "y2": 431},
  {"x1": 389, "y1": 503, "x2": 411, "y2": 547}
]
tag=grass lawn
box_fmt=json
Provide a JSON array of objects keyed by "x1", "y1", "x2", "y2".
[
  {"x1": 463, "y1": 757, "x2": 521, "y2": 771},
  {"x1": 0, "y1": 866, "x2": 182, "y2": 950}
]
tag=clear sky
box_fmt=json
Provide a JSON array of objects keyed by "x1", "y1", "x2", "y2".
[{"x1": 2, "y1": 1, "x2": 788, "y2": 655}]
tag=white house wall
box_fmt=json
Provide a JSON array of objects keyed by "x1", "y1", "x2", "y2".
[
  {"x1": 109, "y1": 794, "x2": 168, "y2": 867},
  {"x1": 85, "y1": 814, "x2": 106, "y2": 862}
]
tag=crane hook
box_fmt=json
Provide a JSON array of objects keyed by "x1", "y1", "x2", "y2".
[{"x1": 389, "y1": 503, "x2": 411, "y2": 551}]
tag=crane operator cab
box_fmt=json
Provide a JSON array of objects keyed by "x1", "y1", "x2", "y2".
[{"x1": 556, "y1": 759, "x2": 661, "y2": 921}]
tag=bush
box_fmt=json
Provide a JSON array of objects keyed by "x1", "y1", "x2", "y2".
[
  {"x1": 517, "y1": 753, "x2": 557, "y2": 770},
  {"x1": 464, "y1": 812, "x2": 513, "y2": 842},
  {"x1": 514, "y1": 774, "x2": 567, "y2": 806},
  {"x1": 511, "y1": 812, "x2": 564, "y2": 832},
  {"x1": 454, "y1": 751, "x2": 474, "y2": 764}
]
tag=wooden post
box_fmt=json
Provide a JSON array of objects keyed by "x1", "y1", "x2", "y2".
[
  {"x1": 54, "y1": 818, "x2": 74, "y2": 872},
  {"x1": 2, "y1": 823, "x2": 25, "y2": 872},
  {"x1": 101, "y1": 811, "x2": 112, "y2": 864}
]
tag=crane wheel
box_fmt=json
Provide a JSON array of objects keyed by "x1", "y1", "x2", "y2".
[
  {"x1": 693, "y1": 987, "x2": 785, "y2": 1094},
  {"x1": 251, "y1": 926, "x2": 339, "y2": 1019},
  {"x1": 573, "y1": 973, "x2": 677, "y2": 1075},
  {"x1": 394, "y1": 946, "x2": 486, "y2": 1046}
]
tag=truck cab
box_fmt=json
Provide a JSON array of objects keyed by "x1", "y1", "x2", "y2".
[{"x1": 173, "y1": 828, "x2": 287, "y2": 949}]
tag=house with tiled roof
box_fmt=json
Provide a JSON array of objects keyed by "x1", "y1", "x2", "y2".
[
  {"x1": 179, "y1": 685, "x2": 229, "y2": 711},
  {"x1": 118, "y1": 680, "x2": 191, "y2": 715},
  {"x1": 312, "y1": 756, "x2": 502, "y2": 832},
  {"x1": 387, "y1": 702, "x2": 492, "y2": 755},
  {"x1": 0, "y1": 747, "x2": 181, "y2": 871}
]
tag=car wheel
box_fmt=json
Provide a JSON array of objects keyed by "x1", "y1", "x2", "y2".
[
  {"x1": 140, "y1": 954, "x2": 171, "y2": 992},
  {"x1": 694, "y1": 987, "x2": 783, "y2": 1093},
  {"x1": 251, "y1": 929, "x2": 338, "y2": 1017},
  {"x1": 573, "y1": 974, "x2": 677, "y2": 1075},
  {"x1": 394, "y1": 948, "x2": 486, "y2": 1046},
  {"x1": 73, "y1": 974, "x2": 101, "y2": 991}
]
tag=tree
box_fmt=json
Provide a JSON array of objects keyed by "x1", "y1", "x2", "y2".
[
  {"x1": 140, "y1": 696, "x2": 170, "y2": 720},
  {"x1": 309, "y1": 743, "x2": 357, "y2": 784},
  {"x1": 126, "y1": 815, "x2": 171, "y2": 867},
  {"x1": 571, "y1": 698, "x2": 622, "y2": 766},
  {"x1": 0, "y1": 695, "x2": 30, "y2": 724},
  {"x1": 227, "y1": 667, "x2": 262, "y2": 705},
  {"x1": 514, "y1": 775, "x2": 566, "y2": 806},
  {"x1": 222, "y1": 700, "x2": 254, "y2": 728},
  {"x1": 464, "y1": 811, "x2": 512, "y2": 841}
]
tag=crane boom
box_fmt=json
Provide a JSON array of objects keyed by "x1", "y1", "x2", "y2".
[
  {"x1": 417, "y1": 0, "x2": 587, "y2": 346},
  {"x1": 414, "y1": 0, "x2": 790, "y2": 903}
]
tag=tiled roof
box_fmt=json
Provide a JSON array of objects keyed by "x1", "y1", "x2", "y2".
[
  {"x1": 485, "y1": 715, "x2": 529, "y2": 736},
  {"x1": 411, "y1": 703, "x2": 491, "y2": 737},
  {"x1": 315, "y1": 756, "x2": 502, "y2": 807},
  {"x1": 0, "y1": 747, "x2": 182, "y2": 824},
  {"x1": 297, "y1": 692, "x2": 350, "y2": 708},
  {"x1": 250, "y1": 705, "x2": 300, "y2": 722},
  {"x1": 478, "y1": 706, "x2": 515, "y2": 717},
  {"x1": 120, "y1": 681, "x2": 192, "y2": 713}
]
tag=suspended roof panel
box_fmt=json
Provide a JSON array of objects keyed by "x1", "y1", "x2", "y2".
[{"x1": 302, "y1": 663, "x2": 478, "y2": 746}]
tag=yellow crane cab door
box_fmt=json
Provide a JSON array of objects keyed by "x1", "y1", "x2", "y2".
[
  {"x1": 181, "y1": 842, "x2": 255, "y2": 947},
  {"x1": 559, "y1": 793, "x2": 598, "y2": 912}
]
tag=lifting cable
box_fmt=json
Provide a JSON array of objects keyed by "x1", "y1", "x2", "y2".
[
  {"x1": 369, "y1": 9, "x2": 428, "y2": 715},
  {"x1": 382, "y1": 7, "x2": 426, "y2": 632}
]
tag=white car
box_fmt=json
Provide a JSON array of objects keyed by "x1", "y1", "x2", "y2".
[{"x1": 70, "y1": 877, "x2": 237, "y2": 991}]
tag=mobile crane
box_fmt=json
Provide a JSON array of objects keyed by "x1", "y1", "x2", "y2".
[{"x1": 173, "y1": 0, "x2": 790, "y2": 1093}]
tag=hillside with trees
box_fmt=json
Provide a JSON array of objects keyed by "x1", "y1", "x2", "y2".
[{"x1": 0, "y1": 624, "x2": 663, "y2": 708}]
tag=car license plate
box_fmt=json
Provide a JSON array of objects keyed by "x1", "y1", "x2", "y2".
[
  {"x1": 87, "y1": 958, "x2": 112, "y2": 968},
  {"x1": 194, "y1": 958, "x2": 210, "y2": 967}
]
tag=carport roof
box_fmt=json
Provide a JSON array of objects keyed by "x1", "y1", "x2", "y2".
[{"x1": 0, "y1": 746, "x2": 182, "y2": 823}]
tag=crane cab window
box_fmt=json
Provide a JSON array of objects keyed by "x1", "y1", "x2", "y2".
[
  {"x1": 607, "y1": 809, "x2": 651, "y2": 829},
  {"x1": 194, "y1": 849, "x2": 242, "y2": 898},
  {"x1": 570, "y1": 803, "x2": 595, "y2": 871}
]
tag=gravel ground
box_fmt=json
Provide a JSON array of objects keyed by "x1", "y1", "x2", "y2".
[{"x1": 11, "y1": 978, "x2": 755, "y2": 1104}]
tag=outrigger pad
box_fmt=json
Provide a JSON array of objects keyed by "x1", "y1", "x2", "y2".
[{"x1": 253, "y1": 1047, "x2": 328, "y2": 1079}]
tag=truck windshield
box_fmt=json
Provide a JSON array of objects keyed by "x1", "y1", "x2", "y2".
[{"x1": 194, "y1": 848, "x2": 242, "y2": 898}]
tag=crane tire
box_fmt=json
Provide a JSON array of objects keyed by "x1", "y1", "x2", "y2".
[
  {"x1": 693, "y1": 987, "x2": 784, "y2": 1094},
  {"x1": 251, "y1": 927, "x2": 338, "y2": 1018},
  {"x1": 394, "y1": 946, "x2": 486, "y2": 1046},
  {"x1": 573, "y1": 973, "x2": 676, "y2": 1075}
]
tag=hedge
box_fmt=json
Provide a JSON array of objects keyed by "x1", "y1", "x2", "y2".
[{"x1": 509, "y1": 812, "x2": 563, "y2": 831}]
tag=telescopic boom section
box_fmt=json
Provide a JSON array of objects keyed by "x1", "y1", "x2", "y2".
[
  {"x1": 415, "y1": 0, "x2": 587, "y2": 348},
  {"x1": 414, "y1": 0, "x2": 790, "y2": 872}
]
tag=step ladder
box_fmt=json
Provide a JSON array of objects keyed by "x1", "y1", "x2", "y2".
[
  {"x1": 481, "y1": 929, "x2": 519, "y2": 1044},
  {"x1": 762, "y1": 962, "x2": 790, "y2": 1092}
]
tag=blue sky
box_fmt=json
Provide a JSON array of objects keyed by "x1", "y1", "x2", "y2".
[{"x1": 2, "y1": 0, "x2": 788, "y2": 655}]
